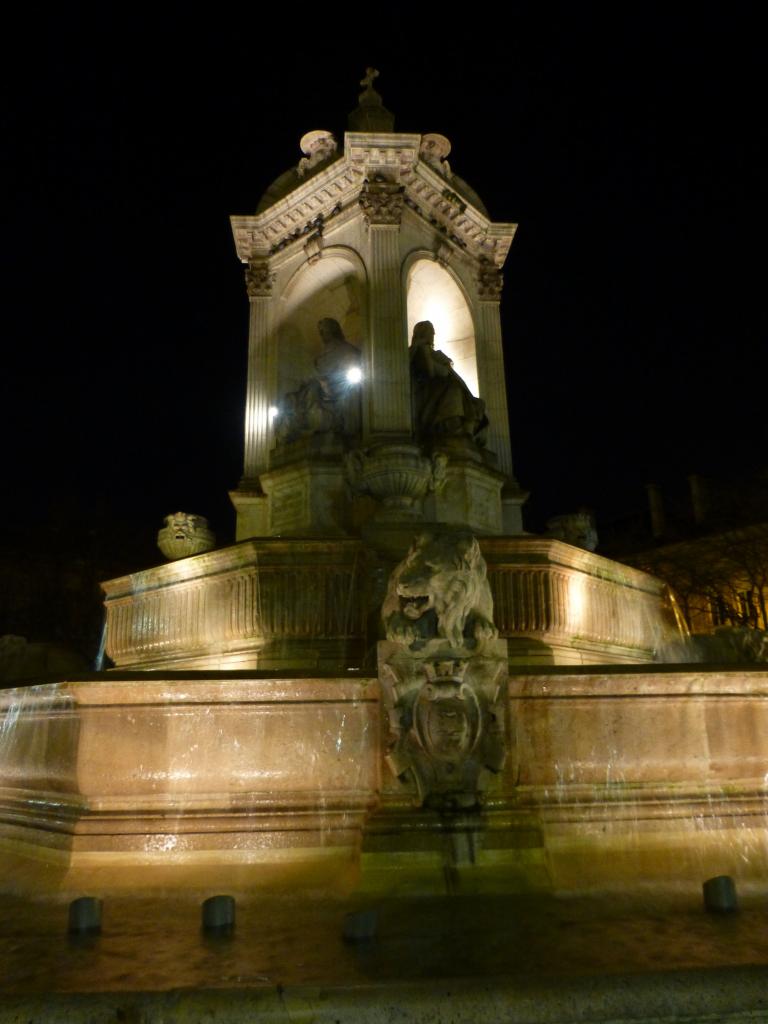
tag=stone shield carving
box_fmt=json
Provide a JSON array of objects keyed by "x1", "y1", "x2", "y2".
[{"x1": 380, "y1": 647, "x2": 507, "y2": 811}]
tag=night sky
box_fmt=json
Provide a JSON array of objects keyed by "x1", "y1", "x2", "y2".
[{"x1": 6, "y1": 12, "x2": 765, "y2": 552}]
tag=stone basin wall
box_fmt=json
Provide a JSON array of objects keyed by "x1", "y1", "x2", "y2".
[
  {"x1": 0, "y1": 674, "x2": 379, "y2": 895},
  {"x1": 0, "y1": 667, "x2": 766, "y2": 896}
]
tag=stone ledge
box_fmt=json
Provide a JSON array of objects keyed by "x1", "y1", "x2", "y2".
[{"x1": 0, "y1": 967, "x2": 766, "y2": 1023}]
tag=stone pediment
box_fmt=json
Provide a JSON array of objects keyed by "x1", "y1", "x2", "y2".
[{"x1": 231, "y1": 132, "x2": 517, "y2": 269}]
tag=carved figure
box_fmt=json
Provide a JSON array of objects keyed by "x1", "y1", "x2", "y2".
[
  {"x1": 274, "y1": 319, "x2": 362, "y2": 444},
  {"x1": 157, "y1": 512, "x2": 216, "y2": 560},
  {"x1": 546, "y1": 510, "x2": 598, "y2": 552},
  {"x1": 419, "y1": 133, "x2": 453, "y2": 179},
  {"x1": 382, "y1": 531, "x2": 497, "y2": 650},
  {"x1": 409, "y1": 321, "x2": 488, "y2": 446}
]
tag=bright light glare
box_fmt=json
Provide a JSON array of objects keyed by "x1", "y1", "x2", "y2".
[
  {"x1": 268, "y1": 406, "x2": 279, "y2": 421},
  {"x1": 422, "y1": 303, "x2": 451, "y2": 343},
  {"x1": 346, "y1": 366, "x2": 363, "y2": 384},
  {"x1": 568, "y1": 573, "x2": 588, "y2": 627}
]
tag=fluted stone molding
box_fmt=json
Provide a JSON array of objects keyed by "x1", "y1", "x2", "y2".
[
  {"x1": 242, "y1": 274, "x2": 273, "y2": 480},
  {"x1": 365, "y1": 188, "x2": 410, "y2": 437},
  {"x1": 102, "y1": 540, "x2": 365, "y2": 670},
  {"x1": 475, "y1": 298, "x2": 513, "y2": 478}
]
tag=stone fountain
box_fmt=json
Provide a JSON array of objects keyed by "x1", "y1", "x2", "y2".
[{"x1": 1, "y1": 75, "x2": 766, "y2": 910}]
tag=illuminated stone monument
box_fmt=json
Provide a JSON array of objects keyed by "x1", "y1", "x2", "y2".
[
  {"x1": 229, "y1": 70, "x2": 525, "y2": 540},
  {"x1": 0, "y1": 73, "x2": 766, "y2": 904}
]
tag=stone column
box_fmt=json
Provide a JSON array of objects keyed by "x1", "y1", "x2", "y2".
[
  {"x1": 360, "y1": 182, "x2": 411, "y2": 440},
  {"x1": 241, "y1": 260, "x2": 274, "y2": 485},
  {"x1": 475, "y1": 264, "x2": 514, "y2": 478}
]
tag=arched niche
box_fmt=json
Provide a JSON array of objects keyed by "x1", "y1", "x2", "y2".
[
  {"x1": 276, "y1": 251, "x2": 366, "y2": 401},
  {"x1": 406, "y1": 258, "x2": 478, "y2": 396}
]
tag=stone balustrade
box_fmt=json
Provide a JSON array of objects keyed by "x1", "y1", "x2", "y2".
[
  {"x1": 102, "y1": 537, "x2": 678, "y2": 671},
  {"x1": 481, "y1": 538, "x2": 677, "y2": 662},
  {"x1": 103, "y1": 539, "x2": 367, "y2": 670}
]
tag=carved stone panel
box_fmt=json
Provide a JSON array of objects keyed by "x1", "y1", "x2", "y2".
[
  {"x1": 379, "y1": 643, "x2": 507, "y2": 811},
  {"x1": 378, "y1": 531, "x2": 508, "y2": 809},
  {"x1": 359, "y1": 180, "x2": 405, "y2": 226},
  {"x1": 245, "y1": 261, "x2": 274, "y2": 297}
]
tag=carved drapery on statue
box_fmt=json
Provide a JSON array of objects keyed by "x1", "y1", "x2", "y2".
[
  {"x1": 273, "y1": 318, "x2": 362, "y2": 445},
  {"x1": 378, "y1": 531, "x2": 507, "y2": 810},
  {"x1": 409, "y1": 321, "x2": 488, "y2": 448}
]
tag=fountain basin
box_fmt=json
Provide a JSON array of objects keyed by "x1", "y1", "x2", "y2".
[
  {"x1": 0, "y1": 673, "x2": 379, "y2": 895},
  {"x1": 1, "y1": 667, "x2": 766, "y2": 897}
]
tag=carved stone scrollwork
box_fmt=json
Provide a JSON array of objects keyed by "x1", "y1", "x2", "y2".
[
  {"x1": 476, "y1": 262, "x2": 503, "y2": 300},
  {"x1": 378, "y1": 532, "x2": 508, "y2": 810},
  {"x1": 359, "y1": 179, "x2": 405, "y2": 226},
  {"x1": 245, "y1": 261, "x2": 274, "y2": 298}
]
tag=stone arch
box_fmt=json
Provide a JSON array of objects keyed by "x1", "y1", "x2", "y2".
[
  {"x1": 276, "y1": 248, "x2": 367, "y2": 402},
  {"x1": 404, "y1": 255, "x2": 478, "y2": 397}
]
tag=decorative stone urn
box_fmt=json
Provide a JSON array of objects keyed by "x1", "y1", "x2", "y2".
[
  {"x1": 345, "y1": 444, "x2": 447, "y2": 519},
  {"x1": 157, "y1": 512, "x2": 216, "y2": 560}
]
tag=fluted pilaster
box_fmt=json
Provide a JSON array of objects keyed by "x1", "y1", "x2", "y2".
[
  {"x1": 362, "y1": 184, "x2": 410, "y2": 438},
  {"x1": 242, "y1": 262, "x2": 274, "y2": 481},
  {"x1": 475, "y1": 290, "x2": 513, "y2": 478}
]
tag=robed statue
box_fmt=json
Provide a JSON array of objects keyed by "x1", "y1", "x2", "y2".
[
  {"x1": 274, "y1": 319, "x2": 362, "y2": 445},
  {"x1": 409, "y1": 321, "x2": 488, "y2": 446}
]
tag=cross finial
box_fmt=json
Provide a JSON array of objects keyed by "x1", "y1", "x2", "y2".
[{"x1": 360, "y1": 67, "x2": 379, "y2": 92}]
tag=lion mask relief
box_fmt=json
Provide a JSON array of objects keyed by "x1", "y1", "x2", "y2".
[{"x1": 382, "y1": 532, "x2": 498, "y2": 650}]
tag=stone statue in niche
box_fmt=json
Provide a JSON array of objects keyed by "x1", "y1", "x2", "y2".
[
  {"x1": 409, "y1": 321, "x2": 488, "y2": 447},
  {"x1": 274, "y1": 318, "x2": 362, "y2": 445},
  {"x1": 378, "y1": 531, "x2": 507, "y2": 810}
]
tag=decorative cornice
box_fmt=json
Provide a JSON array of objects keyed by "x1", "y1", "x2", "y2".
[{"x1": 230, "y1": 134, "x2": 517, "y2": 269}]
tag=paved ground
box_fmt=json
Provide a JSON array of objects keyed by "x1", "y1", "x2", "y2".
[{"x1": 0, "y1": 887, "x2": 766, "y2": 994}]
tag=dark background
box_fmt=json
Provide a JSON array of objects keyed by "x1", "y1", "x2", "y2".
[{"x1": 4, "y1": 12, "x2": 765, "y2": 583}]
